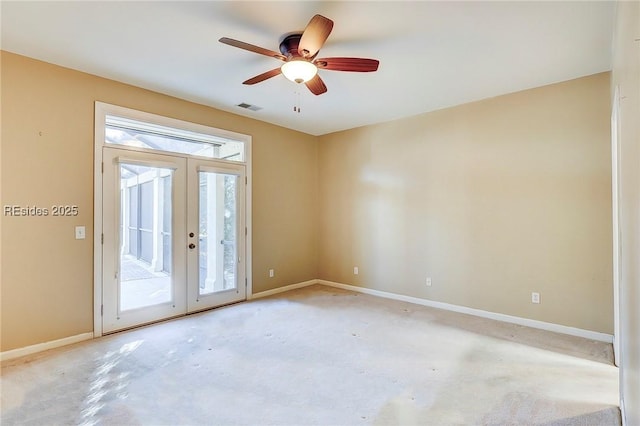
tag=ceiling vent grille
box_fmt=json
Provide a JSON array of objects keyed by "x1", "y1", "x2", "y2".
[{"x1": 237, "y1": 102, "x2": 262, "y2": 111}]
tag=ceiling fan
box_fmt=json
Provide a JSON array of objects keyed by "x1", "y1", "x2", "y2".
[{"x1": 219, "y1": 14, "x2": 380, "y2": 95}]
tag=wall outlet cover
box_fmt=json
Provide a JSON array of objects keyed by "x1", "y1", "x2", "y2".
[{"x1": 531, "y1": 292, "x2": 540, "y2": 304}]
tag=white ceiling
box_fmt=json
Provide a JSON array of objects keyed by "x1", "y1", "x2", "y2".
[{"x1": 1, "y1": 1, "x2": 615, "y2": 136}]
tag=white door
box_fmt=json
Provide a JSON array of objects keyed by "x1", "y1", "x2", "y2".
[
  {"x1": 187, "y1": 159, "x2": 246, "y2": 312},
  {"x1": 102, "y1": 147, "x2": 245, "y2": 333}
]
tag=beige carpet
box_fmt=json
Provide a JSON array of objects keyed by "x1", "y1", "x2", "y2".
[{"x1": 1, "y1": 284, "x2": 620, "y2": 425}]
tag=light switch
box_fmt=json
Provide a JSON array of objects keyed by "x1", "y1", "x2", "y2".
[{"x1": 75, "y1": 226, "x2": 86, "y2": 240}]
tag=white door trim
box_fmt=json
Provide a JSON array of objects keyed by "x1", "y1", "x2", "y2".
[{"x1": 93, "y1": 101, "x2": 252, "y2": 337}]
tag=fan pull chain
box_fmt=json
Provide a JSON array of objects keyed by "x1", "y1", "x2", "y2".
[{"x1": 293, "y1": 89, "x2": 302, "y2": 113}]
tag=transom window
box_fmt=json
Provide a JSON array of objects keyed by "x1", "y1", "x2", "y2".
[{"x1": 104, "y1": 115, "x2": 245, "y2": 162}]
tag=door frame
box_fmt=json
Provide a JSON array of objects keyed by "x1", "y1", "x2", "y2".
[{"x1": 93, "y1": 101, "x2": 253, "y2": 337}]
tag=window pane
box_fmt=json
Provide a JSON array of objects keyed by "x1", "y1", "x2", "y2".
[
  {"x1": 119, "y1": 163, "x2": 173, "y2": 311},
  {"x1": 105, "y1": 115, "x2": 244, "y2": 161},
  {"x1": 198, "y1": 171, "x2": 238, "y2": 295}
]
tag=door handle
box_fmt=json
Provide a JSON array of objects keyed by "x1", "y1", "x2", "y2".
[{"x1": 188, "y1": 243, "x2": 196, "y2": 249}]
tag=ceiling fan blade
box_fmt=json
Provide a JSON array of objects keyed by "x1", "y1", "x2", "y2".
[
  {"x1": 219, "y1": 37, "x2": 287, "y2": 61},
  {"x1": 315, "y1": 57, "x2": 380, "y2": 72},
  {"x1": 243, "y1": 68, "x2": 282, "y2": 85},
  {"x1": 298, "y1": 15, "x2": 334, "y2": 59},
  {"x1": 305, "y1": 74, "x2": 328, "y2": 95}
]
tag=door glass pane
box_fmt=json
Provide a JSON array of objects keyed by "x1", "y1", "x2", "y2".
[
  {"x1": 198, "y1": 171, "x2": 238, "y2": 295},
  {"x1": 119, "y1": 163, "x2": 173, "y2": 311}
]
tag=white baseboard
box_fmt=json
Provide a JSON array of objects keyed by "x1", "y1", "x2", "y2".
[
  {"x1": 2, "y1": 279, "x2": 613, "y2": 361},
  {"x1": 317, "y1": 279, "x2": 614, "y2": 343},
  {"x1": 1, "y1": 332, "x2": 94, "y2": 362},
  {"x1": 249, "y1": 279, "x2": 317, "y2": 300},
  {"x1": 2, "y1": 279, "x2": 317, "y2": 361}
]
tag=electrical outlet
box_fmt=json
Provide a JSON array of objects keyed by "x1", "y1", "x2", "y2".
[
  {"x1": 353, "y1": 266, "x2": 359, "y2": 275},
  {"x1": 269, "y1": 269, "x2": 274, "y2": 278},
  {"x1": 426, "y1": 277, "x2": 432, "y2": 287},
  {"x1": 531, "y1": 292, "x2": 540, "y2": 304}
]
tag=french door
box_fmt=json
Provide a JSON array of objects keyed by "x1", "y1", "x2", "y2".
[{"x1": 102, "y1": 147, "x2": 245, "y2": 333}]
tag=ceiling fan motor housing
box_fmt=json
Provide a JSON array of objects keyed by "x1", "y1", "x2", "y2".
[{"x1": 279, "y1": 33, "x2": 306, "y2": 59}]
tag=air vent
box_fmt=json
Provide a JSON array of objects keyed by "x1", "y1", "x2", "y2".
[{"x1": 237, "y1": 103, "x2": 262, "y2": 112}]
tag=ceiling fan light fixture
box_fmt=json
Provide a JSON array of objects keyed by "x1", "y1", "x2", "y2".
[{"x1": 281, "y1": 60, "x2": 317, "y2": 84}]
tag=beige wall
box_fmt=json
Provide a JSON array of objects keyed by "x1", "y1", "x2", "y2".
[
  {"x1": 1, "y1": 50, "x2": 616, "y2": 355},
  {"x1": 0, "y1": 51, "x2": 319, "y2": 351},
  {"x1": 612, "y1": 1, "x2": 640, "y2": 424},
  {"x1": 318, "y1": 72, "x2": 613, "y2": 334}
]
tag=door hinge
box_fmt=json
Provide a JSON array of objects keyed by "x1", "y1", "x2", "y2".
[
  {"x1": 101, "y1": 305, "x2": 103, "y2": 316},
  {"x1": 245, "y1": 176, "x2": 247, "y2": 185},
  {"x1": 101, "y1": 233, "x2": 104, "y2": 244},
  {"x1": 245, "y1": 227, "x2": 247, "y2": 236},
  {"x1": 101, "y1": 162, "x2": 104, "y2": 173}
]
